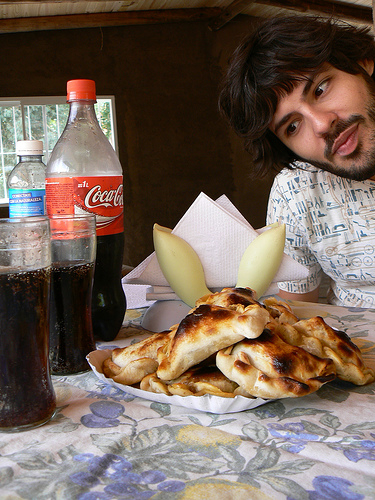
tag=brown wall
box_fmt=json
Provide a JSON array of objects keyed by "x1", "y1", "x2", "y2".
[{"x1": 0, "y1": 15, "x2": 273, "y2": 267}]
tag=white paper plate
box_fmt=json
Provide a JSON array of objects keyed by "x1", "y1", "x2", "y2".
[
  {"x1": 87, "y1": 349, "x2": 272, "y2": 414},
  {"x1": 141, "y1": 300, "x2": 191, "y2": 332}
]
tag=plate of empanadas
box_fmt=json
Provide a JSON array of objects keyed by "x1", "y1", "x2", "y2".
[{"x1": 88, "y1": 287, "x2": 375, "y2": 413}]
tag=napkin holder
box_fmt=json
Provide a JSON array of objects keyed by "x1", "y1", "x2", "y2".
[{"x1": 123, "y1": 192, "x2": 309, "y2": 331}]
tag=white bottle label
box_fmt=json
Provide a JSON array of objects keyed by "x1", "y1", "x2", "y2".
[{"x1": 8, "y1": 188, "x2": 46, "y2": 217}]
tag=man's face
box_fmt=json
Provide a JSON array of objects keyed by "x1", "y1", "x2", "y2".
[{"x1": 270, "y1": 61, "x2": 375, "y2": 181}]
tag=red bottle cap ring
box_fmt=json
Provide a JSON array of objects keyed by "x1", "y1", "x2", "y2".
[{"x1": 67, "y1": 79, "x2": 96, "y2": 101}]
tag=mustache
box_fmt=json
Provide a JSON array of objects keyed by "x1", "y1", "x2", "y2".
[{"x1": 324, "y1": 115, "x2": 365, "y2": 159}]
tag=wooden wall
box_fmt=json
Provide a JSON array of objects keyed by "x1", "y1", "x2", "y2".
[{"x1": 0, "y1": 14, "x2": 273, "y2": 266}]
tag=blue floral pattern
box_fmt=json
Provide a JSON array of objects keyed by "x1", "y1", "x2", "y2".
[{"x1": 0, "y1": 302, "x2": 375, "y2": 499}]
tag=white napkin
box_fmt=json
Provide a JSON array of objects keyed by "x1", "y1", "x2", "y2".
[{"x1": 123, "y1": 192, "x2": 308, "y2": 300}]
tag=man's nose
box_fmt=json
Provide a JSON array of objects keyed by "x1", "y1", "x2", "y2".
[{"x1": 309, "y1": 108, "x2": 338, "y2": 137}]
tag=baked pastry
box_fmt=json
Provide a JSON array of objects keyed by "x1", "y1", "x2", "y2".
[
  {"x1": 102, "y1": 291, "x2": 373, "y2": 401},
  {"x1": 140, "y1": 364, "x2": 239, "y2": 398},
  {"x1": 102, "y1": 329, "x2": 173, "y2": 385},
  {"x1": 102, "y1": 288, "x2": 269, "y2": 387},
  {"x1": 264, "y1": 297, "x2": 374, "y2": 385},
  {"x1": 197, "y1": 287, "x2": 259, "y2": 309},
  {"x1": 263, "y1": 296, "x2": 299, "y2": 324},
  {"x1": 216, "y1": 322, "x2": 336, "y2": 399},
  {"x1": 156, "y1": 301, "x2": 271, "y2": 381},
  {"x1": 276, "y1": 316, "x2": 375, "y2": 385}
]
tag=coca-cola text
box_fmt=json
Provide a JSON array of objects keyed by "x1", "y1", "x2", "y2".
[{"x1": 85, "y1": 184, "x2": 123, "y2": 209}]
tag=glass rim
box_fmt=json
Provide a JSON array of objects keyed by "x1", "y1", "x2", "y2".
[
  {"x1": 48, "y1": 213, "x2": 96, "y2": 220},
  {"x1": 0, "y1": 216, "x2": 49, "y2": 224}
]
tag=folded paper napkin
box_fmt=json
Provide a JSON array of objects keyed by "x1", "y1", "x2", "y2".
[{"x1": 123, "y1": 192, "x2": 309, "y2": 304}]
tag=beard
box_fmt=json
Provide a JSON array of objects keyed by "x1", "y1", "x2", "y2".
[{"x1": 298, "y1": 77, "x2": 375, "y2": 181}]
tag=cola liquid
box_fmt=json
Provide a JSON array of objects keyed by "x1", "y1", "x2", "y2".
[
  {"x1": 0, "y1": 267, "x2": 56, "y2": 430},
  {"x1": 49, "y1": 260, "x2": 95, "y2": 374},
  {"x1": 92, "y1": 233, "x2": 126, "y2": 341}
]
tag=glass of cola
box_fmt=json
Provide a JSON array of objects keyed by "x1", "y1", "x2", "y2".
[
  {"x1": 0, "y1": 216, "x2": 56, "y2": 432},
  {"x1": 49, "y1": 213, "x2": 96, "y2": 375}
]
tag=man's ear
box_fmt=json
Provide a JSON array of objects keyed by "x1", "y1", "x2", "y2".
[{"x1": 359, "y1": 59, "x2": 374, "y2": 76}]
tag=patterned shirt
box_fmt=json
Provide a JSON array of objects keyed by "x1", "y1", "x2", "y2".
[{"x1": 266, "y1": 162, "x2": 375, "y2": 308}]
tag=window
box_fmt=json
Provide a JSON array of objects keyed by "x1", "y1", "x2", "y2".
[{"x1": 0, "y1": 96, "x2": 118, "y2": 205}]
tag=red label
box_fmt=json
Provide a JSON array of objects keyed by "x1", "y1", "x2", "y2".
[{"x1": 46, "y1": 176, "x2": 123, "y2": 236}]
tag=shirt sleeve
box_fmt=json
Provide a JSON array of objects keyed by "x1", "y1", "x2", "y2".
[{"x1": 266, "y1": 173, "x2": 322, "y2": 293}]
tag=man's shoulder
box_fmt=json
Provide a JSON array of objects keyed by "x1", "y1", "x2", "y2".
[
  {"x1": 274, "y1": 161, "x2": 323, "y2": 184},
  {"x1": 271, "y1": 162, "x2": 326, "y2": 196},
  {"x1": 274, "y1": 162, "x2": 375, "y2": 190}
]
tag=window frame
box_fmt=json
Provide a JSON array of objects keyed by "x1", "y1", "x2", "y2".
[{"x1": 0, "y1": 95, "x2": 119, "y2": 207}]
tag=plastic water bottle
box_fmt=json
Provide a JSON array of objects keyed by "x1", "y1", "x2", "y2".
[
  {"x1": 45, "y1": 79, "x2": 126, "y2": 341},
  {"x1": 8, "y1": 140, "x2": 46, "y2": 217}
]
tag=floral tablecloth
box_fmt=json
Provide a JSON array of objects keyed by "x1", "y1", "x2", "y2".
[{"x1": 1, "y1": 301, "x2": 375, "y2": 500}]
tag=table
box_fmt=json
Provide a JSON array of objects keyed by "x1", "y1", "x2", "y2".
[{"x1": 1, "y1": 301, "x2": 375, "y2": 500}]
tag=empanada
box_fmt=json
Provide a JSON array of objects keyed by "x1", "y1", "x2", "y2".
[
  {"x1": 102, "y1": 329, "x2": 173, "y2": 385},
  {"x1": 278, "y1": 316, "x2": 375, "y2": 385},
  {"x1": 156, "y1": 302, "x2": 271, "y2": 381},
  {"x1": 263, "y1": 296, "x2": 299, "y2": 324},
  {"x1": 141, "y1": 364, "x2": 239, "y2": 398},
  {"x1": 216, "y1": 323, "x2": 336, "y2": 399},
  {"x1": 197, "y1": 287, "x2": 258, "y2": 309}
]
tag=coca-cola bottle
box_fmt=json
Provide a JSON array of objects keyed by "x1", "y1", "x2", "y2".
[{"x1": 46, "y1": 79, "x2": 126, "y2": 341}]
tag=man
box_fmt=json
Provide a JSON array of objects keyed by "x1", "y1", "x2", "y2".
[{"x1": 219, "y1": 15, "x2": 375, "y2": 308}]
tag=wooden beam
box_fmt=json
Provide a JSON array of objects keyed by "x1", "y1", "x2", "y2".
[
  {"x1": 209, "y1": 0, "x2": 253, "y2": 31},
  {"x1": 209, "y1": 0, "x2": 373, "y2": 30},
  {"x1": 0, "y1": 0, "x2": 123, "y2": 2},
  {"x1": 253, "y1": 0, "x2": 373, "y2": 25},
  {"x1": 0, "y1": 7, "x2": 222, "y2": 33}
]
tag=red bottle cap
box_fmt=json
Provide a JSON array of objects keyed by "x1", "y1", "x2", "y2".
[{"x1": 67, "y1": 79, "x2": 96, "y2": 101}]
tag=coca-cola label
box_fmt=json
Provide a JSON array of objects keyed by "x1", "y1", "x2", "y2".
[{"x1": 46, "y1": 176, "x2": 123, "y2": 236}]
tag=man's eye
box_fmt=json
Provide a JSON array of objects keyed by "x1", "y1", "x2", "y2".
[
  {"x1": 286, "y1": 120, "x2": 299, "y2": 136},
  {"x1": 315, "y1": 79, "x2": 329, "y2": 97}
]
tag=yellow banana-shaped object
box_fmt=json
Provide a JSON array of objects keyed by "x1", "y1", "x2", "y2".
[
  {"x1": 153, "y1": 223, "x2": 211, "y2": 308},
  {"x1": 236, "y1": 223, "x2": 286, "y2": 299}
]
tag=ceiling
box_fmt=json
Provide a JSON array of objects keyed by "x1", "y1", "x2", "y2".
[{"x1": 0, "y1": 0, "x2": 373, "y2": 33}]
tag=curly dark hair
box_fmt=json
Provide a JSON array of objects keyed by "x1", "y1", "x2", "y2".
[{"x1": 218, "y1": 15, "x2": 375, "y2": 178}]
